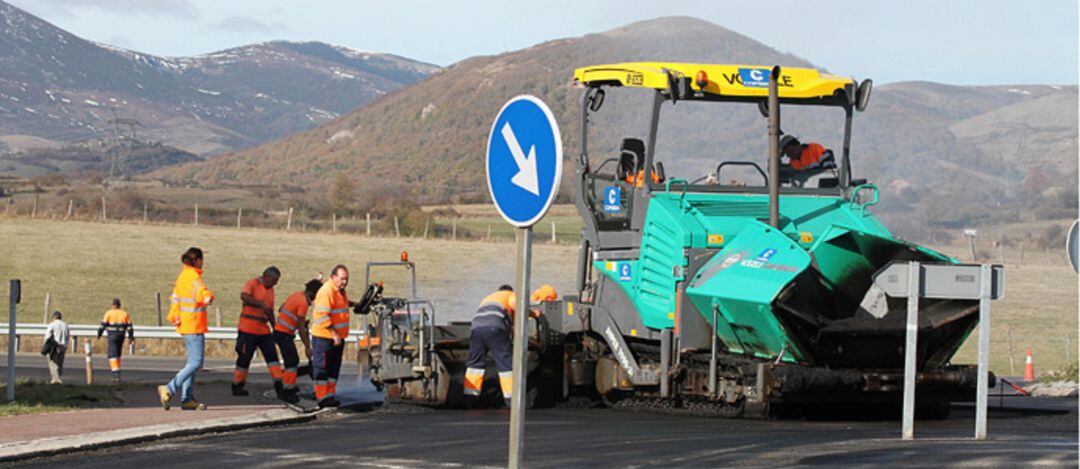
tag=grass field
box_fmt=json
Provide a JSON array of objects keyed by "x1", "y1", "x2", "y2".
[
  {"x1": 0, "y1": 379, "x2": 131, "y2": 417},
  {"x1": 0, "y1": 217, "x2": 1075, "y2": 376}
]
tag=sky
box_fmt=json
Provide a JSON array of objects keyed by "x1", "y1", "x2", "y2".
[{"x1": 7, "y1": 0, "x2": 1078, "y2": 85}]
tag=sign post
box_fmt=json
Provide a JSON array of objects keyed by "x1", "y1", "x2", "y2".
[
  {"x1": 8, "y1": 280, "x2": 21, "y2": 402},
  {"x1": 874, "y1": 262, "x2": 1004, "y2": 441},
  {"x1": 486, "y1": 95, "x2": 562, "y2": 469}
]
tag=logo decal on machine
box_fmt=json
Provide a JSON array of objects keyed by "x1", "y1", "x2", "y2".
[
  {"x1": 618, "y1": 262, "x2": 633, "y2": 282},
  {"x1": 602, "y1": 186, "x2": 622, "y2": 213}
]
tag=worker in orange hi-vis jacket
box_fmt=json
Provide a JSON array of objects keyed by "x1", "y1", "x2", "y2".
[
  {"x1": 274, "y1": 279, "x2": 322, "y2": 396},
  {"x1": 310, "y1": 265, "x2": 351, "y2": 409},
  {"x1": 158, "y1": 247, "x2": 214, "y2": 411},
  {"x1": 232, "y1": 266, "x2": 298, "y2": 404}
]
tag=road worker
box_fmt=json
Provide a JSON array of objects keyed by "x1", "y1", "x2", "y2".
[
  {"x1": 159, "y1": 247, "x2": 214, "y2": 411},
  {"x1": 618, "y1": 138, "x2": 662, "y2": 188},
  {"x1": 232, "y1": 266, "x2": 297, "y2": 403},
  {"x1": 310, "y1": 265, "x2": 351, "y2": 408},
  {"x1": 274, "y1": 279, "x2": 322, "y2": 397},
  {"x1": 97, "y1": 298, "x2": 134, "y2": 382},
  {"x1": 779, "y1": 134, "x2": 836, "y2": 172},
  {"x1": 464, "y1": 285, "x2": 555, "y2": 406}
]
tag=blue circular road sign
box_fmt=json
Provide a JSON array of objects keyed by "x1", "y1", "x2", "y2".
[{"x1": 486, "y1": 95, "x2": 562, "y2": 228}]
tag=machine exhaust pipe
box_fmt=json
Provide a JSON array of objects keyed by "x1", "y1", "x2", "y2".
[{"x1": 767, "y1": 65, "x2": 781, "y2": 229}]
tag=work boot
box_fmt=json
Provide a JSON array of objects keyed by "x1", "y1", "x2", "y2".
[
  {"x1": 317, "y1": 396, "x2": 340, "y2": 408},
  {"x1": 283, "y1": 386, "x2": 300, "y2": 396},
  {"x1": 111, "y1": 371, "x2": 121, "y2": 383},
  {"x1": 231, "y1": 383, "x2": 249, "y2": 396},
  {"x1": 181, "y1": 400, "x2": 207, "y2": 411},
  {"x1": 274, "y1": 382, "x2": 299, "y2": 404},
  {"x1": 157, "y1": 385, "x2": 172, "y2": 410}
]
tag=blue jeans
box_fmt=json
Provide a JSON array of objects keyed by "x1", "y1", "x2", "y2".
[{"x1": 168, "y1": 334, "x2": 204, "y2": 402}]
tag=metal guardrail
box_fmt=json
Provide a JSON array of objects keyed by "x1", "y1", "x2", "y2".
[{"x1": 0, "y1": 323, "x2": 366, "y2": 342}]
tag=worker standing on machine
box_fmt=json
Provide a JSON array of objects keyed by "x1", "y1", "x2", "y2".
[
  {"x1": 274, "y1": 279, "x2": 322, "y2": 397},
  {"x1": 310, "y1": 265, "x2": 351, "y2": 408},
  {"x1": 233, "y1": 266, "x2": 296, "y2": 404},
  {"x1": 464, "y1": 284, "x2": 557, "y2": 406},
  {"x1": 97, "y1": 298, "x2": 134, "y2": 382}
]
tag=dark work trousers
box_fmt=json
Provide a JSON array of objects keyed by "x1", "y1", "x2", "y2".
[
  {"x1": 274, "y1": 331, "x2": 301, "y2": 372},
  {"x1": 106, "y1": 332, "x2": 125, "y2": 360},
  {"x1": 312, "y1": 336, "x2": 344, "y2": 399},
  {"x1": 234, "y1": 331, "x2": 281, "y2": 384},
  {"x1": 466, "y1": 323, "x2": 513, "y2": 373}
]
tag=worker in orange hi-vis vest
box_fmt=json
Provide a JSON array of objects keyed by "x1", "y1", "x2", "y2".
[
  {"x1": 158, "y1": 247, "x2": 214, "y2": 411},
  {"x1": 97, "y1": 298, "x2": 134, "y2": 382},
  {"x1": 232, "y1": 266, "x2": 298, "y2": 404},
  {"x1": 310, "y1": 265, "x2": 351, "y2": 409},
  {"x1": 274, "y1": 279, "x2": 322, "y2": 396},
  {"x1": 464, "y1": 284, "x2": 556, "y2": 406},
  {"x1": 779, "y1": 134, "x2": 836, "y2": 172}
]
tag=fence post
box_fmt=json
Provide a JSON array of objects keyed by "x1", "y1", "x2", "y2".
[
  {"x1": 366, "y1": 213, "x2": 371, "y2": 236},
  {"x1": 423, "y1": 219, "x2": 429, "y2": 239},
  {"x1": 155, "y1": 292, "x2": 163, "y2": 326},
  {"x1": 287, "y1": 207, "x2": 293, "y2": 231},
  {"x1": 237, "y1": 208, "x2": 242, "y2": 229},
  {"x1": 968, "y1": 236, "x2": 977, "y2": 262},
  {"x1": 1067, "y1": 334, "x2": 1072, "y2": 368},
  {"x1": 998, "y1": 243, "x2": 1005, "y2": 263},
  {"x1": 67, "y1": 199, "x2": 74, "y2": 219},
  {"x1": 6, "y1": 198, "x2": 13, "y2": 215},
  {"x1": 452, "y1": 219, "x2": 457, "y2": 240},
  {"x1": 332, "y1": 213, "x2": 337, "y2": 233},
  {"x1": 486, "y1": 224, "x2": 492, "y2": 242},
  {"x1": 394, "y1": 217, "x2": 400, "y2": 238},
  {"x1": 143, "y1": 202, "x2": 148, "y2": 223},
  {"x1": 216, "y1": 306, "x2": 222, "y2": 327},
  {"x1": 551, "y1": 221, "x2": 557, "y2": 243},
  {"x1": 1006, "y1": 327, "x2": 1015, "y2": 374},
  {"x1": 31, "y1": 195, "x2": 37, "y2": 218},
  {"x1": 43, "y1": 293, "x2": 51, "y2": 324},
  {"x1": 101, "y1": 195, "x2": 107, "y2": 222},
  {"x1": 1019, "y1": 241, "x2": 1025, "y2": 264}
]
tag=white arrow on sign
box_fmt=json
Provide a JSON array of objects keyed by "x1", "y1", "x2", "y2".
[{"x1": 501, "y1": 122, "x2": 540, "y2": 196}]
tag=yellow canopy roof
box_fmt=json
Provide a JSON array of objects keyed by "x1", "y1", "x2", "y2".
[{"x1": 573, "y1": 62, "x2": 854, "y2": 100}]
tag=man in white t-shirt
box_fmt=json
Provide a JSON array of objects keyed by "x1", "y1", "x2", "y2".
[{"x1": 44, "y1": 311, "x2": 70, "y2": 384}]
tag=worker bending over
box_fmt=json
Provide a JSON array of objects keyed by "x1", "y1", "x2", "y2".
[
  {"x1": 274, "y1": 279, "x2": 322, "y2": 397},
  {"x1": 97, "y1": 298, "x2": 134, "y2": 382},
  {"x1": 464, "y1": 284, "x2": 557, "y2": 405},
  {"x1": 311, "y1": 265, "x2": 351, "y2": 408},
  {"x1": 233, "y1": 266, "x2": 296, "y2": 404}
]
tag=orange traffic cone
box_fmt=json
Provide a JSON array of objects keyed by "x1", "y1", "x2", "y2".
[{"x1": 1024, "y1": 348, "x2": 1035, "y2": 382}]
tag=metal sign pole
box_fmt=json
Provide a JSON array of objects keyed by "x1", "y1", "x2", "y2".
[
  {"x1": 975, "y1": 263, "x2": 992, "y2": 440},
  {"x1": 509, "y1": 227, "x2": 532, "y2": 468},
  {"x1": 901, "y1": 261, "x2": 920, "y2": 440},
  {"x1": 8, "y1": 280, "x2": 20, "y2": 402}
]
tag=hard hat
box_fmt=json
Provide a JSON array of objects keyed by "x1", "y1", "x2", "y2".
[{"x1": 530, "y1": 284, "x2": 558, "y2": 304}]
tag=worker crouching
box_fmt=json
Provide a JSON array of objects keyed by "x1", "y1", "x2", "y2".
[
  {"x1": 233, "y1": 266, "x2": 297, "y2": 404},
  {"x1": 311, "y1": 265, "x2": 351, "y2": 408},
  {"x1": 464, "y1": 284, "x2": 557, "y2": 406},
  {"x1": 98, "y1": 298, "x2": 134, "y2": 382}
]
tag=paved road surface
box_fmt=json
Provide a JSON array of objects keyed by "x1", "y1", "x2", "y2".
[{"x1": 13, "y1": 396, "x2": 1077, "y2": 467}]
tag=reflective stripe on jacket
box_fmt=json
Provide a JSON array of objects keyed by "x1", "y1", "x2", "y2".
[
  {"x1": 275, "y1": 291, "x2": 310, "y2": 335},
  {"x1": 473, "y1": 290, "x2": 517, "y2": 325},
  {"x1": 99, "y1": 308, "x2": 133, "y2": 339},
  {"x1": 238, "y1": 277, "x2": 275, "y2": 335},
  {"x1": 310, "y1": 282, "x2": 349, "y2": 340},
  {"x1": 167, "y1": 265, "x2": 214, "y2": 335}
]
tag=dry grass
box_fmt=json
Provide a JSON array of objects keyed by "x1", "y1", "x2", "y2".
[{"x1": 0, "y1": 218, "x2": 1075, "y2": 375}]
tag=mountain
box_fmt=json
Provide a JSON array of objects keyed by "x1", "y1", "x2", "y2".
[
  {"x1": 0, "y1": 1, "x2": 439, "y2": 156},
  {"x1": 158, "y1": 16, "x2": 1078, "y2": 237}
]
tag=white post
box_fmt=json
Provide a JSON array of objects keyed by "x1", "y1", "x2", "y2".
[
  {"x1": 394, "y1": 217, "x2": 400, "y2": 238},
  {"x1": 287, "y1": 207, "x2": 293, "y2": 231},
  {"x1": 31, "y1": 195, "x2": 37, "y2": 218},
  {"x1": 902, "y1": 260, "x2": 920, "y2": 440},
  {"x1": 101, "y1": 195, "x2": 107, "y2": 221},
  {"x1": 975, "y1": 264, "x2": 991, "y2": 440},
  {"x1": 366, "y1": 213, "x2": 371, "y2": 236},
  {"x1": 67, "y1": 199, "x2": 74, "y2": 219},
  {"x1": 143, "y1": 202, "x2": 148, "y2": 223},
  {"x1": 237, "y1": 208, "x2": 242, "y2": 229},
  {"x1": 551, "y1": 221, "x2": 556, "y2": 243},
  {"x1": 452, "y1": 219, "x2": 457, "y2": 240},
  {"x1": 423, "y1": 219, "x2": 429, "y2": 239},
  {"x1": 194, "y1": 204, "x2": 199, "y2": 226},
  {"x1": 486, "y1": 224, "x2": 492, "y2": 242},
  {"x1": 332, "y1": 213, "x2": 337, "y2": 233}
]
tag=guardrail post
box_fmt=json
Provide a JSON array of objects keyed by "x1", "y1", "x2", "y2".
[
  {"x1": 901, "y1": 260, "x2": 920, "y2": 440},
  {"x1": 156, "y1": 292, "x2": 163, "y2": 326},
  {"x1": 215, "y1": 306, "x2": 222, "y2": 327}
]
